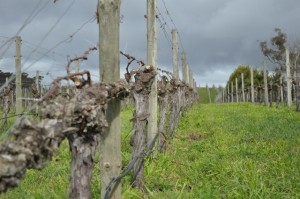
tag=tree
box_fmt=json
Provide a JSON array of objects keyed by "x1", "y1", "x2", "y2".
[
  {"x1": 260, "y1": 28, "x2": 287, "y2": 68},
  {"x1": 259, "y1": 28, "x2": 300, "y2": 73},
  {"x1": 226, "y1": 65, "x2": 263, "y2": 92}
]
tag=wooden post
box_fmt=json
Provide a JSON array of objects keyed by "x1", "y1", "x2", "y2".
[
  {"x1": 231, "y1": 81, "x2": 234, "y2": 102},
  {"x1": 98, "y1": 1, "x2": 122, "y2": 198},
  {"x1": 280, "y1": 75, "x2": 284, "y2": 102},
  {"x1": 286, "y1": 47, "x2": 292, "y2": 107},
  {"x1": 189, "y1": 69, "x2": 193, "y2": 87},
  {"x1": 185, "y1": 64, "x2": 190, "y2": 85},
  {"x1": 172, "y1": 29, "x2": 179, "y2": 79},
  {"x1": 181, "y1": 51, "x2": 188, "y2": 83},
  {"x1": 35, "y1": 70, "x2": 40, "y2": 95},
  {"x1": 263, "y1": 61, "x2": 269, "y2": 106},
  {"x1": 35, "y1": 70, "x2": 40, "y2": 115},
  {"x1": 235, "y1": 78, "x2": 239, "y2": 102},
  {"x1": 241, "y1": 73, "x2": 245, "y2": 102},
  {"x1": 15, "y1": 36, "x2": 22, "y2": 114},
  {"x1": 147, "y1": 0, "x2": 158, "y2": 148},
  {"x1": 251, "y1": 67, "x2": 255, "y2": 103},
  {"x1": 206, "y1": 84, "x2": 211, "y2": 104},
  {"x1": 227, "y1": 84, "x2": 230, "y2": 102}
]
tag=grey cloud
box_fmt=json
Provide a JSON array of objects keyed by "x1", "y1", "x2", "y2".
[{"x1": 1, "y1": 0, "x2": 300, "y2": 87}]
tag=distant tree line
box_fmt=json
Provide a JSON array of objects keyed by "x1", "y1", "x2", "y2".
[{"x1": 0, "y1": 70, "x2": 43, "y2": 90}]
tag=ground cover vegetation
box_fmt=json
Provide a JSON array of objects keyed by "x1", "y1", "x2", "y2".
[{"x1": 0, "y1": 103, "x2": 299, "y2": 198}]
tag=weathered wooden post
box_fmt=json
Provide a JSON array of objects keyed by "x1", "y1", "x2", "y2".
[
  {"x1": 286, "y1": 47, "x2": 292, "y2": 107},
  {"x1": 169, "y1": 29, "x2": 181, "y2": 138},
  {"x1": 35, "y1": 70, "x2": 40, "y2": 115},
  {"x1": 147, "y1": 0, "x2": 158, "y2": 148},
  {"x1": 182, "y1": 51, "x2": 188, "y2": 83},
  {"x1": 15, "y1": 36, "x2": 22, "y2": 114},
  {"x1": 172, "y1": 29, "x2": 179, "y2": 79},
  {"x1": 251, "y1": 67, "x2": 255, "y2": 103},
  {"x1": 231, "y1": 81, "x2": 234, "y2": 102},
  {"x1": 189, "y1": 69, "x2": 193, "y2": 87},
  {"x1": 263, "y1": 61, "x2": 269, "y2": 106},
  {"x1": 241, "y1": 73, "x2": 245, "y2": 102},
  {"x1": 235, "y1": 78, "x2": 239, "y2": 102},
  {"x1": 98, "y1": 1, "x2": 122, "y2": 198},
  {"x1": 186, "y1": 64, "x2": 190, "y2": 85},
  {"x1": 280, "y1": 75, "x2": 284, "y2": 102},
  {"x1": 227, "y1": 84, "x2": 230, "y2": 102},
  {"x1": 206, "y1": 84, "x2": 211, "y2": 104}
]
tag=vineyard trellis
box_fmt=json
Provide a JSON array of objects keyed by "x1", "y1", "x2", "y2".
[
  {"x1": 0, "y1": 48, "x2": 198, "y2": 198},
  {"x1": 216, "y1": 68, "x2": 300, "y2": 111}
]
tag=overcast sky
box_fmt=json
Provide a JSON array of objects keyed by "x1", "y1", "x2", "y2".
[{"x1": 1, "y1": 0, "x2": 300, "y2": 87}]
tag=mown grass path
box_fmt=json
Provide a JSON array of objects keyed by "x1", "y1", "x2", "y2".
[
  {"x1": 139, "y1": 103, "x2": 300, "y2": 198},
  {"x1": 1, "y1": 103, "x2": 300, "y2": 198}
]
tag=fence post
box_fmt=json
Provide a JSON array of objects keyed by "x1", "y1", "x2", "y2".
[
  {"x1": 263, "y1": 61, "x2": 269, "y2": 106},
  {"x1": 15, "y1": 36, "x2": 22, "y2": 114},
  {"x1": 181, "y1": 51, "x2": 188, "y2": 83},
  {"x1": 235, "y1": 78, "x2": 239, "y2": 102},
  {"x1": 280, "y1": 75, "x2": 284, "y2": 102},
  {"x1": 251, "y1": 67, "x2": 255, "y2": 103},
  {"x1": 286, "y1": 47, "x2": 292, "y2": 107},
  {"x1": 227, "y1": 84, "x2": 230, "y2": 102},
  {"x1": 231, "y1": 81, "x2": 234, "y2": 102},
  {"x1": 186, "y1": 64, "x2": 190, "y2": 85},
  {"x1": 189, "y1": 69, "x2": 193, "y2": 87},
  {"x1": 206, "y1": 84, "x2": 211, "y2": 103},
  {"x1": 172, "y1": 29, "x2": 179, "y2": 79},
  {"x1": 147, "y1": 0, "x2": 158, "y2": 148},
  {"x1": 98, "y1": 1, "x2": 122, "y2": 198},
  {"x1": 241, "y1": 73, "x2": 245, "y2": 102}
]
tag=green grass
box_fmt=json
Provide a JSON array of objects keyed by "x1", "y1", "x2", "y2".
[
  {"x1": 198, "y1": 87, "x2": 218, "y2": 104},
  {"x1": 1, "y1": 103, "x2": 300, "y2": 198}
]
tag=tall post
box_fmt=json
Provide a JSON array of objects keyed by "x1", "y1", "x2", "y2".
[
  {"x1": 172, "y1": 29, "x2": 179, "y2": 79},
  {"x1": 147, "y1": 0, "x2": 158, "y2": 147},
  {"x1": 231, "y1": 81, "x2": 234, "y2": 102},
  {"x1": 206, "y1": 84, "x2": 211, "y2": 104},
  {"x1": 251, "y1": 67, "x2": 255, "y2": 103},
  {"x1": 263, "y1": 61, "x2": 269, "y2": 106},
  {"x1": 186, "y1": 64, "x2": 190, "y2": 85},
  {"x1": 189, "y1": 68, "x2": 193, "y2": 87},
  {"x1": 227, "y1": 85, "x2": 230, "y2": 102},
  {"x1": 235, "y1": 78, "x2": 239, "y2": 102},
  {"x1": 15, "y1": 36, "x2": 22, "y2": 114},
  {"x1": 35, "y1": 70, "x2": 40, "y2": 114},
  {"x1": 286, "y1": 47, "x2": 292, "y2": 107},
  {"x1": 181, "y1": 51, "x2": 188, "y2": 83},
  {"x1": 280, "y1": 75, "x2": 284, "y2": 102},
  {"x1": 241, "y1": 73, "x2": 245, "y2": 102},
  {"x1": 98, "y1": 1, "x2": 121, "y2": 198},
  {"x1": 35, "y1": 70, "x2": 40, "y2": 94}
]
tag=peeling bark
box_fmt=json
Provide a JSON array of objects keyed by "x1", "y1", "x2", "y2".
[
  {"x1": 67, "y1": 133, "x2": 100, "y2": 199},
  {"x1": 0, "y1": 80, "x2": 130, "y2": 194},
  {"x1": 1, "y1": 84, "x2": 11, "y2": 130},
  {"x1": 0, "y1": 117, "x2": 65, "y2": 192},
  {"x1": 131, "y1": 67, "x2": 155, "y2": 190},
  {"x1": 169, "y1": 79, "x2": 183, "y2": 138},
  {"x1": 157, "y1": 76, "x2": 169, "y2": 152}
]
